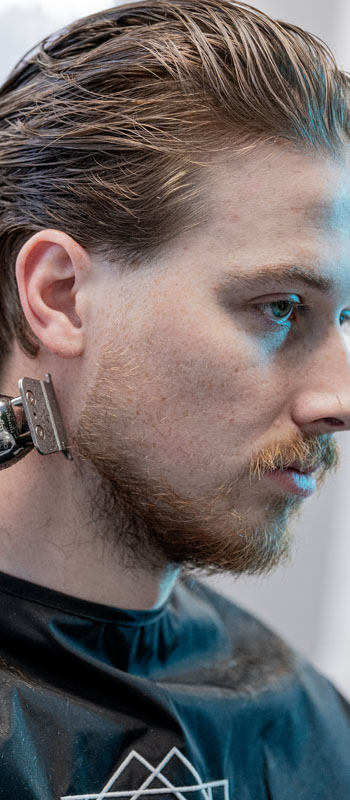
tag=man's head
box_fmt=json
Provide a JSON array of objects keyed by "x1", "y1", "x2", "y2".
[{"x1": 0, "y1": 0, "x2": 349, "y2": 582}]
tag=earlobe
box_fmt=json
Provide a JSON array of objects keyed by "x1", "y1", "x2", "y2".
[{"x1": 15, "y1": 229, "x2": 88, "y2": 359}]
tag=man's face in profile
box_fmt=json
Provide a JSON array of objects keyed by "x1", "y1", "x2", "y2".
[{"x1": 71, "y1": 143, "x2": 350, "y2": 577}]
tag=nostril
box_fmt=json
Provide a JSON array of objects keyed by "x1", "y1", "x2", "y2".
[{"x1": 324, "y1": 417, "x2": 344, "y2": 426}]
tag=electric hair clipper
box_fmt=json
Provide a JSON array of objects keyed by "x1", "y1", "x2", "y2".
[{"x1": 0, "y1": 373, "x2": 73, "y2": 470}]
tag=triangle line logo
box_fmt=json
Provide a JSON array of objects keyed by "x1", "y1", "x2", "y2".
[{"x1": 61, "y1": 745, "x2": 230, "y2": 800}]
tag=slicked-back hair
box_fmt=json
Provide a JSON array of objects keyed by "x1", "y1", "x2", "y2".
[{"x1": 0, "y1": 0, "x2": 349, "y2": 370}]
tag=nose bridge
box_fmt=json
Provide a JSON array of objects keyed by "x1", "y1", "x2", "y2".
[
  {"x1": 306, "y1": 323, "x2": 350, "y2": 390},
  {"x1": 291, "y1": 326, "x2": 350, "y2": 430}
]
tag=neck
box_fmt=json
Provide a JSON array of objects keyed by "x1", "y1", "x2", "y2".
[{"x1": 0, "y1": 447, "x2": 179, "y2": 610}]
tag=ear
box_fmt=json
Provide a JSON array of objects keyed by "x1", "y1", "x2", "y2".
[{"x1": 15, "y1": 229, "x2": 89, "y2": 359}]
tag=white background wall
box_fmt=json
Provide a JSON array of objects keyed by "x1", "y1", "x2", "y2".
[{"x1": 0, "y1": 1, "x2": 349, "y2": 699}]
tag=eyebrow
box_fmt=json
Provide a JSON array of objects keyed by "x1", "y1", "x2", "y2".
[{"x1": 213, "y1": 264, "x2": 336, "y2": 296}]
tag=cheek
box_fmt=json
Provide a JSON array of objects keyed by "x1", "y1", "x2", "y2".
[{"x1": 116, "y1": 319, "x2": 275, "y2": 486}]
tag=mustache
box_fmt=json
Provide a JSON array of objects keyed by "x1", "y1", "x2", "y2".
[{"x1": 249, "y1": 433, "x2": 341, "y2": 483}]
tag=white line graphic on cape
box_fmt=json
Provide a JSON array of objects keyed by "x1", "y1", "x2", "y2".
[{"x1": 61, "y1": 745, "x2": 229, "y2": 800}]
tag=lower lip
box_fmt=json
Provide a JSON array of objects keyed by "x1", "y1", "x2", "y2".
[{"x1": 265, "y1": 468, "x2": 317, "y2": 496}]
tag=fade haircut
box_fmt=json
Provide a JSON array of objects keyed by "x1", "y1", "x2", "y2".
[{"x1": 0, "y1": 0, "x2": 349, "y2": 371}]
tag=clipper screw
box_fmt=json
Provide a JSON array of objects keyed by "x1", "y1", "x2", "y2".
[{"x1": 26, "y1": 390, "x2": 37, "y2": 418}]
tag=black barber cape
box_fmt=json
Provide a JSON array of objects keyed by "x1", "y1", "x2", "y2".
[{"x1": 0, "y1": 570, "x2": 349, "y2": 799}]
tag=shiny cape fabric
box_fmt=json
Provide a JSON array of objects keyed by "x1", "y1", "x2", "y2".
[{"x1": 0, "y1": 570, "x2": 348, "y2": 799}]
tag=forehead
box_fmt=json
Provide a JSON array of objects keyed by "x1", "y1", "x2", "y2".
[
  {"x1": 194, "y1": 144, "x2": 350, "y2": 298},
  {"x1": 151, "y1": 144, "x2": 350, "y2": 303},
  {"x1": 210, "y1": 144, "x2": 350, "y2": 233},
  {"x1": 158, "y1": 144, "x2": 350, "y2": 302}
]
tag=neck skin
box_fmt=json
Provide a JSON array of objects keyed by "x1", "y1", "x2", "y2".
[{"x1": 0, "y1": 343, "x2": 179, "y2": 611}]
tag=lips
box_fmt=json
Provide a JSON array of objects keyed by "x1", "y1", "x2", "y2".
[
  {"x1": 282, "y1": 461, "x2": 321, "y2": 475},
  {"x1": 266, "y1": 466, "x2": 318, "y2": 496}
]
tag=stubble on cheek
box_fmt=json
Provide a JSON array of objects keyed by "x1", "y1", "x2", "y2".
[
  {"x1": 69, "y1": 342, "x2": 298, "y2": 578},
  {"x1": 69, "y1": 316, "x2": 338, "y2": 578}
]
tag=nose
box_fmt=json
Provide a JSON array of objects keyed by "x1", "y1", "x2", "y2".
[{"x1": 291, "y1": 329, "x2": 350, "y2": 434}]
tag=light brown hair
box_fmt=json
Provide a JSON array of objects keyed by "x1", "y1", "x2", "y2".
[{"x1": 0, "y1": 0, "x2": 349, "y2": 372}]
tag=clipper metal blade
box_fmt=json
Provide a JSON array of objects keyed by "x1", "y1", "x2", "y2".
[
  {"x1": 0, "y1": 373, "x2": 73, "y2": 470},
  {"x1": 18, "y1": 373, "x2": 73, "y2": 459}
]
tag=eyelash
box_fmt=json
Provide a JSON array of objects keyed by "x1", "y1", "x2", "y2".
[
  {"x1": 255, "y1": 297, "x2": 350, "y2": 330},
  {"x1": 254, "y1": 297, "x2": 310, "y2": 329}
]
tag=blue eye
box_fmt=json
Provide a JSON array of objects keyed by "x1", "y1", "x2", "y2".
[
  {"x1": 340, "y1": 310, "x2": 350, "y2": 324},
  {"x1": 256, "y1": 297, "x2": 308, "y2": 328},
  {"x1": 255, "y1": 297, "x2": 350, "y2": 329}
]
